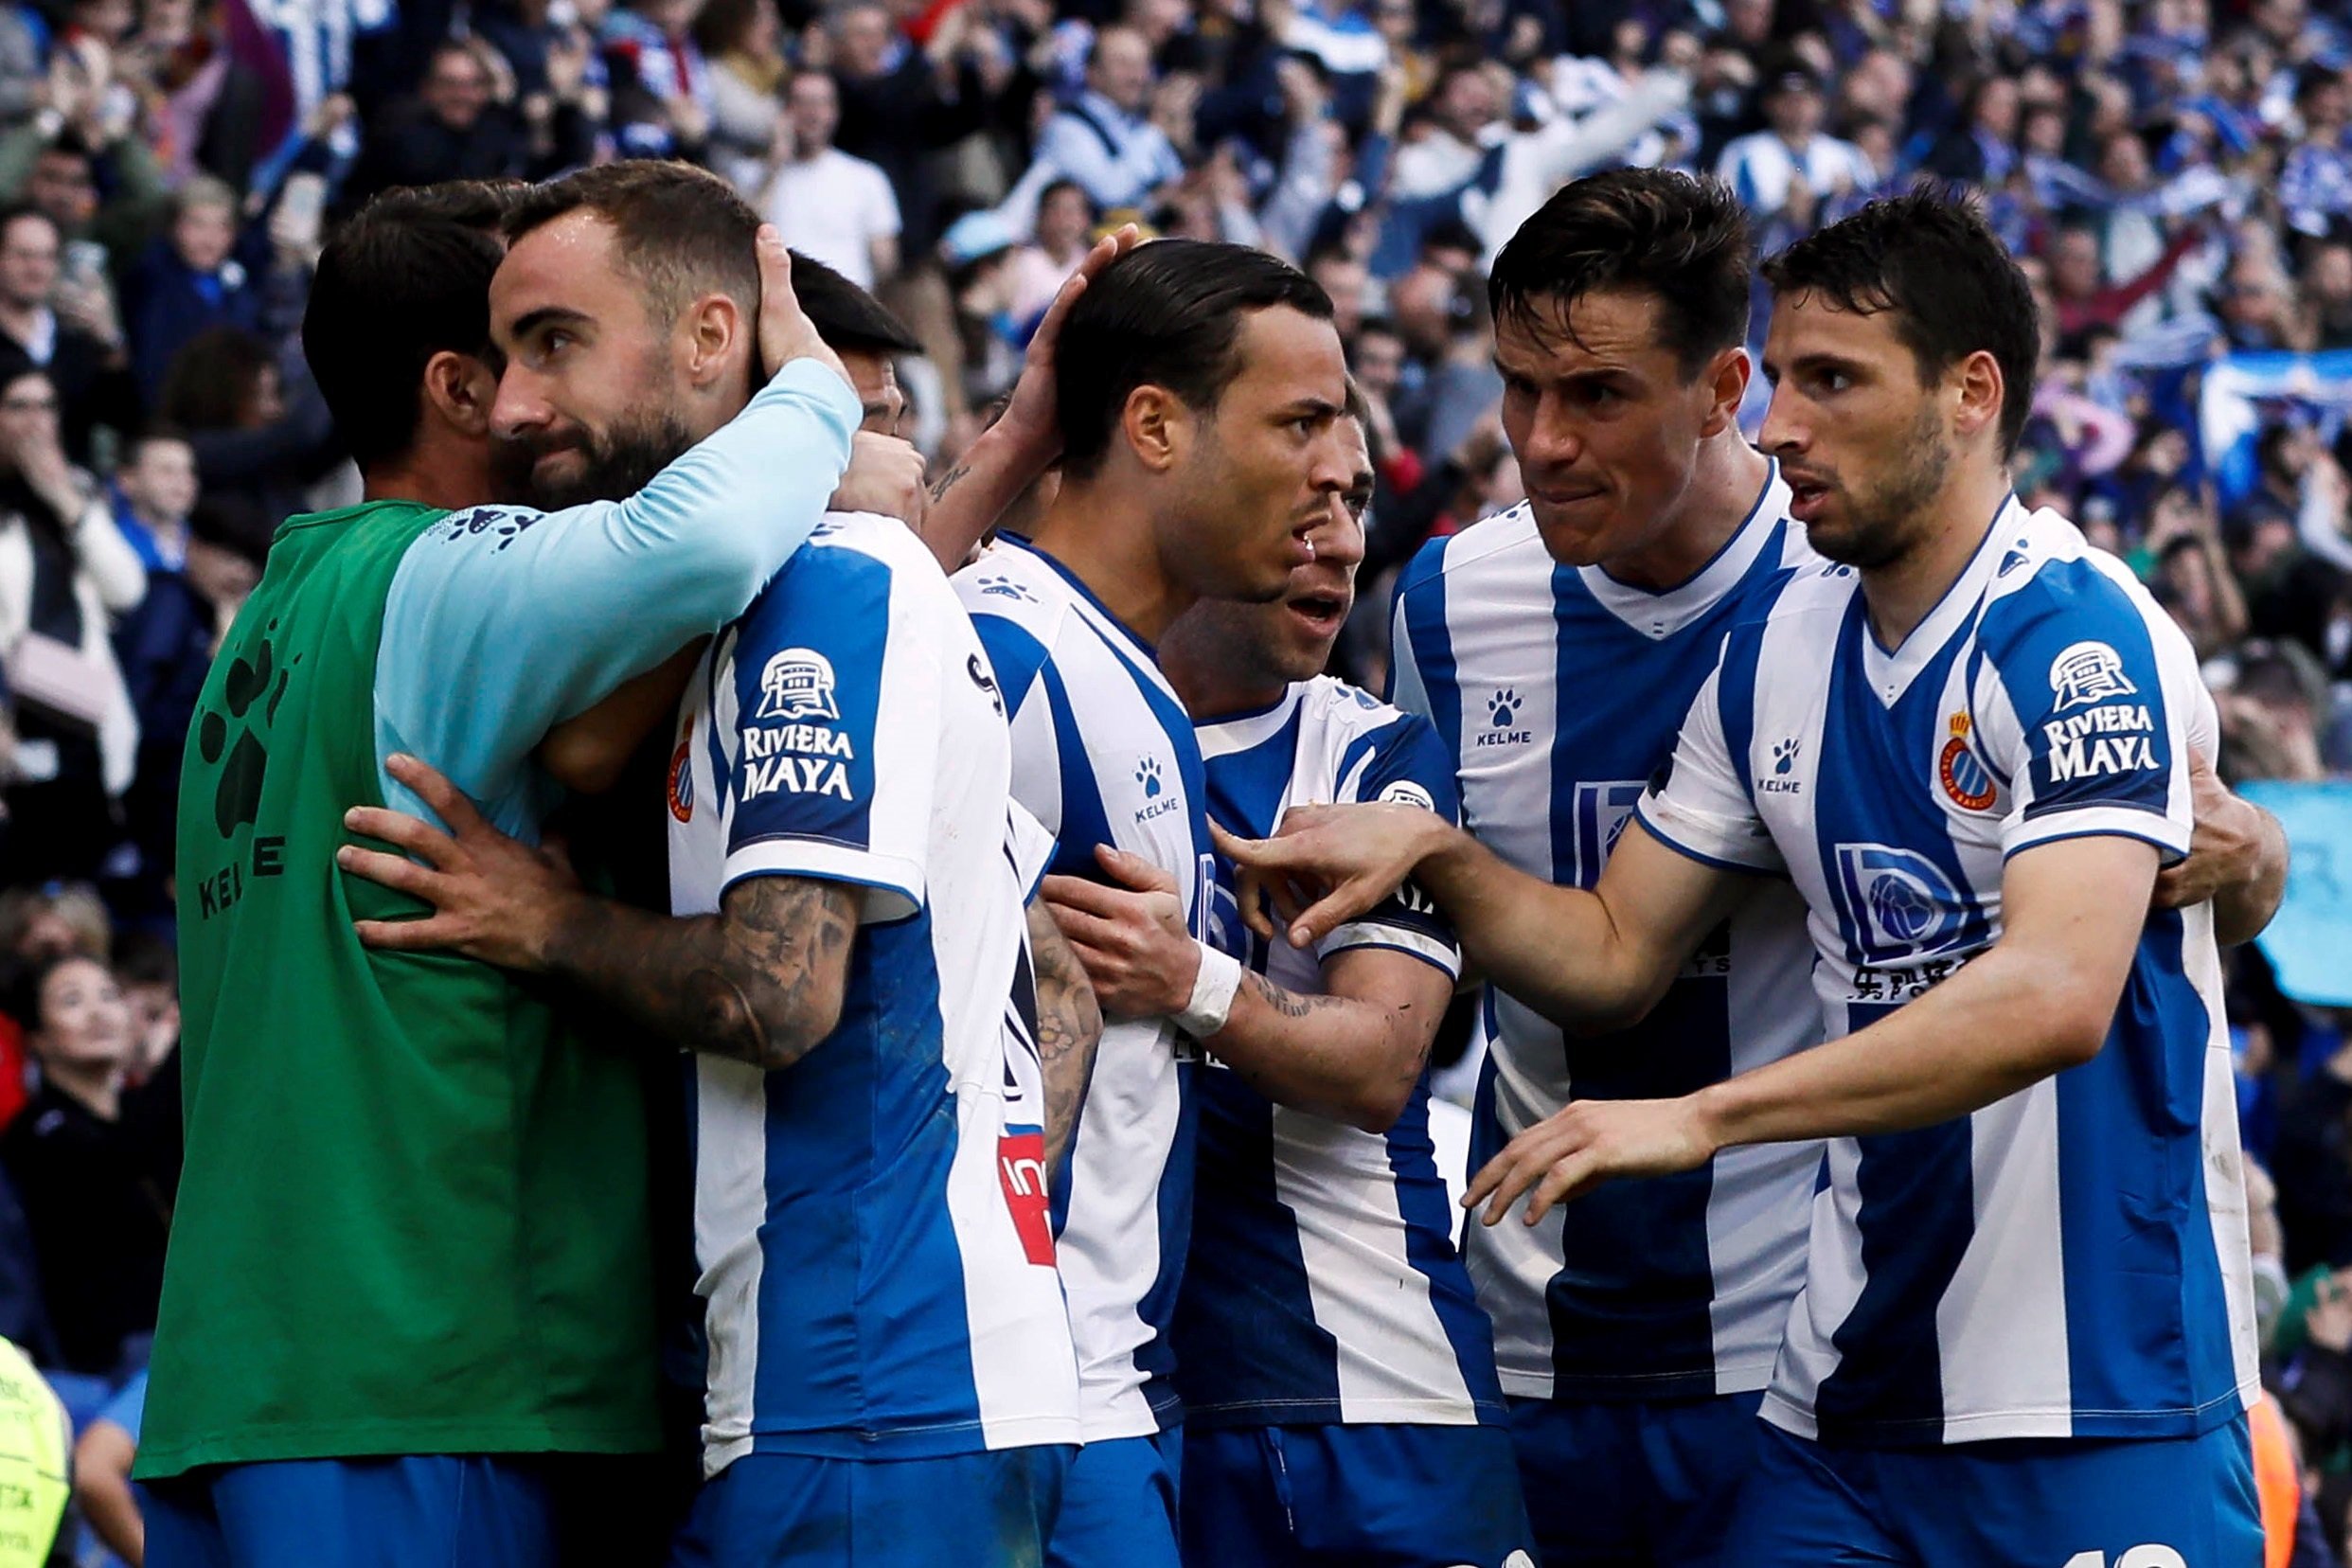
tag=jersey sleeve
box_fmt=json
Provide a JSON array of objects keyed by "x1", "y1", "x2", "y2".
[
  {"x1": 1634, "y1": 639, "x2": 1784, "y2": 874},
  {"x1": 1320, "y1": 713, "x2": 1463, "y2": 978},
  {"x1": 1007, "y1": 799, "x2": 1057, "y2": 904},
  {"x1": 375, "y1": 358, "x2": 861, "y2": 832},
  {"x1": 1973, "y1": 559, "x2": 2194, "y2": 864},
  {"x1": 722, "y1": 539, "x2": 937, "y2": 922},
  {"x1": 969, "y1": 611, "x2": 1067, "y2": 845}
]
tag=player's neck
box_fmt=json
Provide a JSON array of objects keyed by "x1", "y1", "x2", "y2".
[
  {"x1": 1859, "y1": 463, "x2": 2012, "y2": 650},
  {"x1": 1598, "y1": 434, "x2": 1771, "y2": 592},
  {"x1": 363, "y1": 438, "x2": 495, "y2": 515},
  {"x1": 1160, "y1": 628, "x2": 1282, "y2": 721},
  {"x1": 1025, "y1": 480, "x2": 1195, "y2": 644}
]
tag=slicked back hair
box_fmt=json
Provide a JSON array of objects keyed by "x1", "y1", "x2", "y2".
[
  {"x1": 1054, "y1": 239, "x2": 1334, "y2": 481},
  {"x1": 1760, "y1": 185, "x2": 2040, "y2": 459},
  {"x1": 1488, "y1": 169, "x2": 1753, "y2": 381},
  {"x1": 790, "y1": 251, "x2": 923, "y2": 357},
  {"x1": 504, "y1": 160, "x2": 761, "y2": 330},
  {"x1": 303, "y1": 184, "x2": 511, "y2": 471}
]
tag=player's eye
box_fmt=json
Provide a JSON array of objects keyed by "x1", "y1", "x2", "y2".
[{"x1": 542, "y1": 330, "x2": 573, "y2": 358}]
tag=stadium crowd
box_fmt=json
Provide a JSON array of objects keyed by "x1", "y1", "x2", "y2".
[{"x1": 0, "y1": 0, "x2": 2343, "y2": 1560}]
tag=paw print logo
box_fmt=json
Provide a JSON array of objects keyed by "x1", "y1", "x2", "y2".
[
  {"x1": 1488, "y1": 688, "x2": 1520, "y2": 727},
  {"x1": 195, "y1": 622, "x2": 295, "y2": 839},
  {"x1": 1773, "y1": 738, "x2": 1800, "y2": 775},
  {"x1": 1135, "y1": 756, "x2": 1164, "y2": 799}
]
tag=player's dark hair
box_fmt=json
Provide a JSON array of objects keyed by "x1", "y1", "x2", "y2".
[
  {"x1": 1760, "y1": 185, "x2": 2040, "y2": 459},
  {"x1": 303, "y1": 185, "x2": 509, "y2": 471},
  {"x1": 1488, "y1": 169, "x2": 1753, "y2": 382},
  {"x1": 790, "y1": 250, "x2": 922, "y2": 357},
  {"x1": 504, "y1": 159, "x2": 760, "y2": 330},
  {"x1": 1054, "y1": 239, "x2": 1333, "y2": 481}
]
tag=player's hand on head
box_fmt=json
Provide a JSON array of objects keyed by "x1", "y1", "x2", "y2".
[
  {"x1": 337, "y1": 753, "x2": 582, "y2": 971},
  {"x1": 992, "y1": 223, "x2": 1143, "y2": 467},
  {"x1": 753, "y1": 224, "x2": 850, "y2": 389},
  {"x1": 830, "y1": 432, "x2": 929, "y2": 526},
  {"x1": 1462, "y1": 1096, "x2": 1719, "y2": 1229},
  {"x1": 1042, "y1": 845, "x2": 1193, "y2": 1022},
  {"x1": 1211, "y1": 803, "x2": 1439, "y2": 951}
]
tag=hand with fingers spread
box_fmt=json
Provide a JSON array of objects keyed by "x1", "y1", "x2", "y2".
[
  {"x1": 1211, "y1": 803, "x2": 1454, "y2": 951},
  {"x1": 1460, "y1": 1096, "x2": 1719, "y2": 1229},
  {"x1": 336, "y1": 753, "x2": 584, "y2": 971},
  {"x1": 1042, "y1": 845, "x2": 1197, "y2": 1023}
]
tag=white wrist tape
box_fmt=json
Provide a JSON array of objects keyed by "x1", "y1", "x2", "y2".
[{"x1": 1173, "y1": 940, "x2": 1244, "y2": 1039}]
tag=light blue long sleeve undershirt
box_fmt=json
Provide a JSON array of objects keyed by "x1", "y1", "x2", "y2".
[{"x1": 371, "y1": 355, "x2": 862, "y2": 836}]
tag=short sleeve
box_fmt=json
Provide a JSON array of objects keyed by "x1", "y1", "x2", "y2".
[
  {"x1": 1975, "y1": 560, "x2": 2192, "y2": 864},
  {"x1": 1320, "y1": 713, "x2": 1463, "y2": 977},
  {"x1": 1634, "y1": 642, "x2": 1783, "y2": 874},
  {"x1": 1007, "y1": 800, "x2": 1056, "y2": 904},
  {"x1": 722, "y1": 541, "x2": 937, "y2": 921}
]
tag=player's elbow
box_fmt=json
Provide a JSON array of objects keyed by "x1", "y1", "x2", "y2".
[
  {"x1": 2017, "y1": 965, "x2": 2115, "y2": 1073},
  {"x1": 1337, "y1": 1071, "x2": 1416, "y2": 1134},
  {"x1": 755, "y1": 970, "x2": 849, "y2": 1072}
]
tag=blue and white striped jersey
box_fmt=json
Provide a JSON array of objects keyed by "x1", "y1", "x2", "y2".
[
  {"x1": 955, "y1": 535, "x2": 1211, "y2": 1442},
  {"x1": 1173, "y1": 677, "x2": 1507, "y2": 1430},
  {"x1": 1389, "y1": 474, "x2": 1826, "y2": 1402},
  {"x1": 667, "y1": 513, "x2": 1081, "y2": 1476},
  {"x1": 1638, "y1": 499, "x2": 2260, "y2": 1444}
]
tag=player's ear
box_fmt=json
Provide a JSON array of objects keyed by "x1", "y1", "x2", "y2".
[
  {"x1": 1697, "y1": 346, "x2": 1751, "y2": 437},
  {"x1": 1951, "y1": 348, "x2": 2005, "y2": 446},
  {"x1": 421, "y1": 349, "x2": 495, "y2": 439},
  {"x1": 1122, "y1": 384, "x2": 1183, "y2": 474},
  {"x1": 679, "y1": 291, "x2": 749, "y2": 390}
]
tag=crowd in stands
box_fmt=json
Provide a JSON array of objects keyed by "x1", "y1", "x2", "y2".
[{"x1": 0, "y1": 0, "x2": 2346, "y2": 1559}]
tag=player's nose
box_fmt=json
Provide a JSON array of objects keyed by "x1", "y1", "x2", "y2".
[
  {"x1": 1758, "y1": 386, "x2": 1809, "y2": 456},
  {"x1": 489, "y1": 366, "x2": 555, "y2": 440}
]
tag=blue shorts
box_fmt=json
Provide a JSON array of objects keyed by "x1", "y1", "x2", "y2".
[
  {"x1": 1180, "y1": 1422, "x2": 1533, "y2": 1568},
  {"x1": 1731, "y1": 1417, "x2": 2263, "y2": 1567},
  {"x1": 1045, "y1": 1430, "x2": 1182, "y2": 1568},
  {"x1": 141, "y1": 1455, "x2": 561, "y2": 1568},
  {"x1": 1507, "y1": 1392, "x2": 1765, "y2": 1568},
  {"x1": 668, "y1": 1446, "x2": 1072, "y2": 1568}
]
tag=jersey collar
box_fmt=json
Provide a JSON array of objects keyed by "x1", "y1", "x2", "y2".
[
  {"x1": 1575, "y1": 457, "x2": 1784, "y2": 641},
  {"x1": 1856, "y1": 493, "x2": 2020, "y2": 708}
]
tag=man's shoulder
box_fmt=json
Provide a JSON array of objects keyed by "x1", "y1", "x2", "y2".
[
  {"x1": 1396, "y1": 504, "x2": 1543, "y2": 601},
  {"x1": 758, "y1": 511, "x2": 958, "y2": 623},
  {"x1": 955, "y1": 542, "x2": 1077, "y2": 635}
]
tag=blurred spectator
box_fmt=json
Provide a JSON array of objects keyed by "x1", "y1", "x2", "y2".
[
  {"x1": 1006, "y1": 175, "x2": 1095, "y2": 324},
  {"x1": 1715, "y1": 60, "x2": 1871, "y2": 224},
  {"x1": 339, "y1": 38, "x2": 595, "y2": 215},
  {"x1": 120, "y1": 176, "x2": 258, "y2": 408},
  {"x1": 154, "y1": 327, "x2": 339, "y2": 561},
  {"x1": 0, "y1": 952, "x2": 171, "y2": 1380},
  {"x1": 0, "y1": 205, "x2": 137, "y2": 467},
  {"x1": 695, "y1": 0, "x2": 784, "y2": 195},
  {"x1": 759, "y1": 67, "x2": 900, "y2": 290},
  {"x1": 602, "y1": 0, "x2": 714, "y2": 160},
  {"x1": 1005, "y1": 23, "x2": 1180, "y2": 219},
  {"x1": 0, "y1": 366, "x2": 141, "y2": 886}
]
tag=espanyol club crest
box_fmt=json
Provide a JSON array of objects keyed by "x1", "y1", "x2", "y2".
[
  {"x1": 757, "y1": 648, "x2": 842, "y2": 722},
  {"x1": 1937, "y1": 712, "x2": 1997, "y2": 811},
  {"x1": 667, "y1": 736, "x2": 694, "y2": 822}
]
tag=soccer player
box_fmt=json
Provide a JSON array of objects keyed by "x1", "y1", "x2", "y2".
[
  {"x1": 138, "y1": 178, "x2": 869, "y2": 1563},
  {"x1": 333, "y1": 162, "x2": 1095, "y2": 1567},
  {"x1": 1226, "y1": 188, "x2": 2271, "y2": 1565},
  {"x1": 1041, "y1": 407, "x2": 1534, "y2": 1567},
  {"x1": 953, "y1": 239, "x2": 1353, "y2": 1568},
  {"x1": 1382, "y1": 169, "x2": 1823, "y2": 1568}
]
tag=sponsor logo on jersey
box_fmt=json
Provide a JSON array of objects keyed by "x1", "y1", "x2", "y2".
[
  {"x1": 756, "y1": 648, "x2": 842, "y2": 722},
  {"x1": 967, "y1": 652, "x2": 1004, "y2": 716},
  {"x1": 740, "y1": 720, "x2": 856, "y2": 801},
  {"x1": 2040, "y1": 702, "x2": 2157, "y2": 781},
  {"x1": 1133, "y1": 755, "x2": 1182, "y2": 823},
  {"x1": 997, "y1": 1128, "x2": 1056, "y2": 1266},
  {"x1": 1759, "y1": 737, "x2": 1805, "y2": 794},
  {"x1": 1937, "y1": 712, "x2": 1998, "y2": 811},
  {"x1": 1834, "y1": 843, "x2": 1975, "y2": 964},
  {"x1": 1377, "y1": 779, "x2": 1436, "y2": 811},
  {"x1": 1476, "y1": 687, "x2": 1531, "y2": 747},
  {"x1": 668, "y1": 736, "x2": 694, "y2": 821},
  {"x1": 2049, "y1": 640, "x2": 2138, "y2": 710}
]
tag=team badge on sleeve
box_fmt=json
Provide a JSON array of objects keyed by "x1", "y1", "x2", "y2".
[
  {"x1": 757, "y1": 649, "x2": 842, "y2": 722},
  {"x1": 2048, "y1": 641, "x2": 2138, "y2": 710}
]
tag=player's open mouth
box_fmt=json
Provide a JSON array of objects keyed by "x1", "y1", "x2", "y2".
[
  {"x1": 1785, "y1": 479, "x2": 1831, "y2": 522},
  {"x1": 1288, "y1": 590, "x2": 1348, "y2": 634}
]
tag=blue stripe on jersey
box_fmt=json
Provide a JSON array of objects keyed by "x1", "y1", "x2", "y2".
[
  {"x1": 1807, "y1": 599, "x2": 1996, "y2": 1439},
  {"x1": 2056, "y1": 910, "x2": 2235, "y2": 1427},
  {"x1": 751, "y1": 912, "x2": 986, "y2": 1455},
  {"x1": 1397, "y1": 557, "x2": 1462, "y2": 765},
  {"x1": 973, "y1": 615, "x2": 1053, "y2": 721},
  {"x1": 1541, "y1": 566, "x2": 1745, "y2": 1396},
  {"x1": 1387, "y1": 1086, "x2": 1509, "y2": 1412}
]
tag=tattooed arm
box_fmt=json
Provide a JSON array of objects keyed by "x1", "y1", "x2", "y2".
[
  {"x1": 1042, "y1": 846, "x2": 1449, "y2": 1132},
  {"x1": 539, "y1": 875, "x2": 860, "y2": 1069},
  {"x1": 1028, "y1": 899, "x2": 1104, "y2": 1169},
  {"x1": 339, "y1": 752, "x2": 860, "y2": 1068}
]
